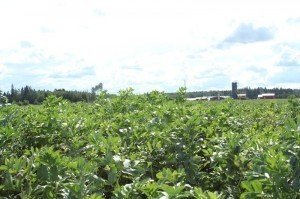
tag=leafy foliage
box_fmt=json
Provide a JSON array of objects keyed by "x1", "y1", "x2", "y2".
[{"x1": 0, "y1": 89, "x2": 299, "y2": 198}]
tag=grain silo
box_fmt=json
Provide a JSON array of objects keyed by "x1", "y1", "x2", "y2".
[{"x1": 232, "y1": 82, "x2": 238, "y2": 99}]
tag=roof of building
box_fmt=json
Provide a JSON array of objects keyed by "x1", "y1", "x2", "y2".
[
  {"x1": 186, "y1": 96, "x2": 230, "y2": 101},
  {"x1": 262, "y1": 93, "x2": 275, "y2": 96},
  {"x1": 258, "y1": 93, "x2": 275, "y2": 98}
]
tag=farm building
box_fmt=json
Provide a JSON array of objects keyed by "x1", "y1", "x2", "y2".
[
  {"x1": 186, "y1": 96, "x2": 230, "y2": 101},
  {"x1": 258, "y1": 93, "x2": 275, "y2": 99},
  {"x1": 186, "y1": 97, "x2": 209, "y2": 101},
  {"x1": 186, "y1": 97, "x2": 205, "y2": 101},
  {"x1": 237, "y1": 94, "x2": 247, "y2": 100},
  {"x1": 209, "y1": 96, "x2": 230, "y2": 101}
]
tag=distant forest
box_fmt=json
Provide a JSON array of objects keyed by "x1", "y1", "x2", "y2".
[
  {"x1": 2, "y1": 85, "x2": 98, "y2": 105},
  {"x1": 2, "y1": 85, "x2": 300, "y2": 105}
]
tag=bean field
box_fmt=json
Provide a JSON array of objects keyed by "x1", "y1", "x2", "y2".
[{"x1": 0, "y1": 89, "x2": 299, "y2": 198}]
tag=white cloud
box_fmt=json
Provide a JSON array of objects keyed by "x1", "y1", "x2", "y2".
[
  {"x1": 0, "y1": 0, "x2": 300, "y2": 93},
  {"x1": 0, "y1": 64, "x2": 10, "y2": 79}
]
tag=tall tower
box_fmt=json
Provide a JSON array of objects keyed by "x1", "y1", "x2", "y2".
[{"x1": 232, "y1": 82, "x2": 238, "y2": 99}]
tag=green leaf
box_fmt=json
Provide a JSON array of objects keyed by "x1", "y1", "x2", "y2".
[
  {"x1": 160, "y1": 184, "x2": 185, "y2": 197},
  {"x1": 50, "y1": 166, "x2": 59, "y2": 181},
  {"x1": 87, "y1": 194, "x2": 103, "y2": 199},
  {"x1": 207, "y1": 191, "x2": 218, "y2": 199},
  {"x1": 108, "y1": 166, "x2": 118, "y2": 185},
  {"x1": 251, "y1": 180, "x2": 262, "y2": 193},
  {"x1": 147, "y1": 141, "x2": 153, "y2": 152},
  {"x1": 4, "y1": 172, "x2": 13, "y2": 189},
  {"x1": 140, "y1": 181, "x2": 159, "y2": 197},
  {"x1": 242, "y1": 181, "x2": 254, "y2": 192},
  {"x1": 37, "y1": 165, "x2": 49, "y2": 182},
  {"x1": 0, "y1": 165, "x2": 8, "y2": 170}
]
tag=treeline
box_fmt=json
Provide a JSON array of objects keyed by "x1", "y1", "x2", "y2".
[
  {"x1": 3, "y1": 85, "x2": 300, "y2": 105},
  {"x1": 3, "y1": 85, "x2": 97, "y2": 105},
  {"x1": 185, "y1": 87, "x2": 300, "y2": 99}
]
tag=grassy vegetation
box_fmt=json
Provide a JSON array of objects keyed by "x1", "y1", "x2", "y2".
[{"x1": 0, "y1": 91, "x2": 299, "y2": 198}]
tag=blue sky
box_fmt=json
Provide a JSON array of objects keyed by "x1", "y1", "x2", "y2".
[{"x1": 0, "y1": 0, "x2": 300, "y2": 93}]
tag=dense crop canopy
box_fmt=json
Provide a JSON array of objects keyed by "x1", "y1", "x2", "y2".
[{"x1": 0, "y1": 90, "x2": 299, "y2": 198}]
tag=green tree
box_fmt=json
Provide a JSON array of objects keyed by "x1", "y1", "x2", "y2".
[
  {"x1": 0, "y1": 90, "x2": 8, "y2": 105},
  {"x1": 92, "y1": 83, "x2": 103, "y2": 95}
]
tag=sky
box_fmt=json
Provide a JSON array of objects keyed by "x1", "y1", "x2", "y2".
[{"x1": 0, "y1": 0, "x2": 300, "y2": 94}]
